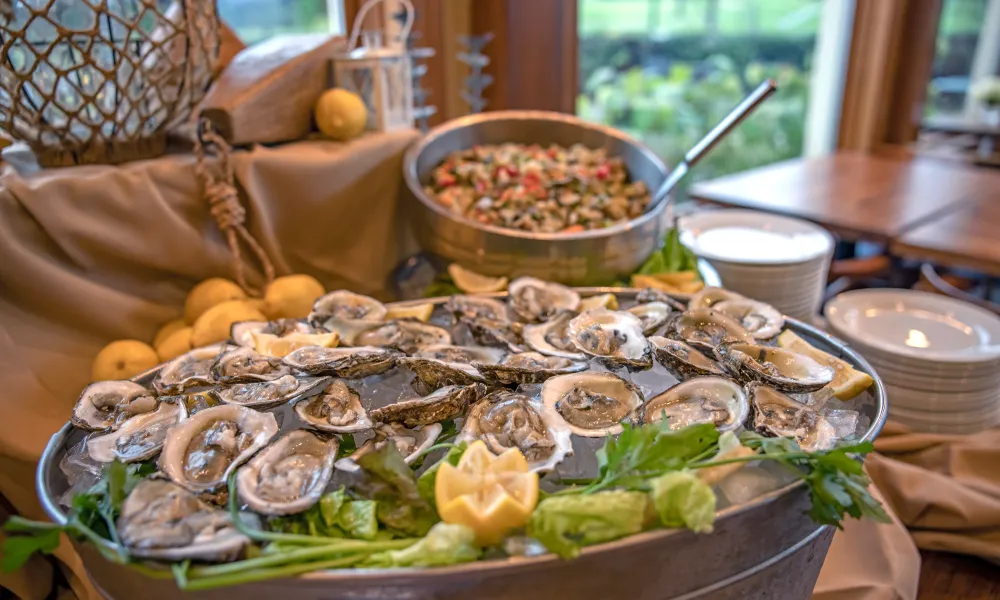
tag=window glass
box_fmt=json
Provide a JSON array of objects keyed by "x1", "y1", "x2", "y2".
[{"x1": 217, "y1": 0, "x2": 332, "y2": 45}]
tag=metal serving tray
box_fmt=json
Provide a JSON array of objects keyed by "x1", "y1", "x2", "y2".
[{"x1": 37, "y1": 290, "x2": 887, "y2": 600}]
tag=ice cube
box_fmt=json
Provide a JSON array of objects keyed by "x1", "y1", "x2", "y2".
[
  {"x1": 823, "y1": 409, "x2": 860, "y2": 440},
  {"x1": 623, "y1": 361, "x2": 678, "y2": 399},
  {"x1": 515, "y1": 383, "x2": 542, "y2": 399},
  {"x1": 790, "y1": 386, "x2": 834, "y2": 409},
  {"x1": 504, "y1": 536, "x2": 548, "y2": 557},
  {"x1": 359, "y1": 368, "x2": 416, "y2": 408}
]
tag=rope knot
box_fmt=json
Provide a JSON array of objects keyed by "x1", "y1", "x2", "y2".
[{"x1": 206, "y1": 181, "x2": 244, "y2": 229}]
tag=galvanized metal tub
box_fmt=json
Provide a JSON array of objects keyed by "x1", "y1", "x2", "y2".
[
  {"x1": 37, "y1": 291, "x2": 887, "y2": 600},
  {"x1": 402, "y1": 111, "x2": 671, "y2": 286}
]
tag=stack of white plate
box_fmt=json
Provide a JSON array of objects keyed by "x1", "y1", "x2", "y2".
[
  {"x1": 825, "y1": 289, "x2": 1000, "y2": 434},
  {"x1": 678, "y1": 210, "x2": 835, "y2": 321}
]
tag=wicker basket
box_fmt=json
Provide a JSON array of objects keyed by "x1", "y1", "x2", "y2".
[{"x1": 0, "y1": 0, "x2": 220, "y2": 166}]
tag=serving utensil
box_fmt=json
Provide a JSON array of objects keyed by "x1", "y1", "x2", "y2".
[{"x1": 654, "y1": 79, "x2": 778, "y2": 203}]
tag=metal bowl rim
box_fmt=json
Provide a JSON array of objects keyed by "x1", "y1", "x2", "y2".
[
  {"x1": 37, "y1": 288, "x2": 887, "y2": 580},
  {"x1": 403, "y1": 110, "x2": 670, "y2": 242}
]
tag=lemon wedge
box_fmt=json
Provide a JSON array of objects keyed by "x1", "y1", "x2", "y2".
[
  {"x1": 435, "y1": 441, "x2": 539, "y2": 545},
  {"x1": 252, "y1": 330, "x2": 339, "y2": 358},
  {"x1": 579, "y1": 293, "x2": 619, "y2": 311},
  {"x1": 777, "y1": 330, "x2": 874, "y2": 400},
  {"x1": 385, "y1": 302, "x2": 435, "y2": 323},
  {"x1": 448, "y1": 264, "x2": 509, "y2": 294}
]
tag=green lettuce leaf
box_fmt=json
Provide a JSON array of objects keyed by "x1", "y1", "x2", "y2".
[
  {"x1": 526, "y1": 491, "x2": 649, "y2": 559},
  {"x1": 416, "y1": 444, "x2": 466, "y2": 510},
  {"x1": 362, "y1": 523, "x2": 479, "y2": 568},
  {"x1": 356, "y1": 442, "x2": 438, "y2": 536},
  {"x1": 649, "y1": 470, "x2": 716, "y2": 533},
  {"x1": 1, "y1": 519, "x2": 62, "y2": 572}
]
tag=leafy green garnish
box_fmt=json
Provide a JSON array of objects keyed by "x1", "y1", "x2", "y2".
[
  {"x1": 423, "y1": 272, "x2": 462, "y2": 298},
  {"x1": 649, "y1": 471, "x2": 716, "y2": 533},
  {"x1": 1, "y1": 519, "x2": 61, "y2": 572},
  {"x1": 416, "y1": 443, "x2": 466, "y2": 510},
  {"x1": 636, "y1": 227, "x2": 699, "y2": 276},
  {"x1": 362, "y1": 523, "x2": 479, "y2": 568},
  {"x1": 527, "y1": 491, "x2": 649, "y2": 558},
  {"x1": 355, "y1": 442, "x2": 439, "y2": 536},
  {"x1": 268, "y1": 488, "x2": 378, "y2": 541}
]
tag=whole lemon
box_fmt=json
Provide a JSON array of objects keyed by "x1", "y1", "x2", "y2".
[
  {"x1": 91, "y1": 340, "x2": 160, "y2": 382},
  {"x1": 184, "y1": 278, "x2": 246, "y2": 324},
  {"x1": 156, "y1": 326, "x2": 194, "y2": 362},
  {"x1": 191, "y1": 300, "x2": 266, "y2": 347},
  {"x1": 264, "y1": 274, "x2": 325, "y2": 319},
  {"x1": 153, "y1": 318, "x2": 187, "y2": 348},
  {"x1": 315, "y1": 88, "x2": 368, "y2": 141}
]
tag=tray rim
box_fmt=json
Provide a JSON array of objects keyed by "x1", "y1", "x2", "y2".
[{"x1": 36, "y1": 287, "x2": 887, "y2": 581}]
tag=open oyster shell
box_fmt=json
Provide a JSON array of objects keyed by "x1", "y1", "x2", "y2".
[
  {"x1": 627, "y1": 301, "x2": 672, "y2": 335},
  {"x1": 71, "y1": 380, "x2": 157, "y2": 432},
  {"x1": 522, "y1": 311, "x2": 586, "y2": 361},
  {"x1": 154, "y1": 343, "x2": 234, "y2": 395},
  {"x1": 236, "y1": 430, "x2": 338, "y2": 516},
  {"x1": 634, "y1": 288, "x2": 687, "y2": 311},
  {"x1": 369, "y1": 384, "x2": 482, "y2": 427},
  {"x1": 541, "y1": 372, "x2": 644, "y2": 437},
  {"x1": 458, "y1": 389, "x2": 573, "y2": 473},
  {"x1": 230, "y1": 319, "x2": 324, "y2": 348},
  {"x1": 688, "y1": 287, "x2": 748, "y2": 310},
  {"x1": 282, "y1": 345, "x2": 401, "y2": 378},
  {"x1": 749, "y1": 383, "x2": 839, "y2": 452},
  {"x1": 714, "y1": 299, "x2": 784, "y2": 340},
  {"x1": 88, "y1": 398, "x2": 187, "y2": 463},
  {"x1": 211, "y1": 346, "x2": 291, "y2": 384},
  {"x1": 474, "y1": 352, "x2": 587, "y2": 385},
  {"x1": 508, "y1": 277, "x2": 581, "y2": 322},
  {"x1": 649, "y1": 336, "x2": 727, "y2": 379},
  {"x1": 118, "y1": 479, "x2": 249, "y2": 562},
  {"x1": 719, "y1": 343, "x2": 835, "y2": 394},
  {"x1": 294, "y1": 379, "x2": 373, "y2": 433},
  {"x1": 640, "y1": 377, "x2": 749, "y2": 432},
  {"x1": 397, "y1": 346, "x2": 499, "y2": 395},
  {"x1": 160, "y1": 404, "x2": 279, "y2": 493},
  {"x1": 445, "y1": 296, "x2": 524, "y2": 351},
  {"x1": 336, "y1": 422, "x2": 443, "y2": 472},
  {"x1": 211, "y1": 374, "x2": 328, "y2": 409},
  {"x1": 354, "y1": 320, "x2": 452, "y2": 353},
  {"x1": 310, "y1": 290, "x2": 387, "y2": 344},
  {"x1": 665, "y1": 308, "x2": 752, "y2": 355},
  {"x1": 567, "y1": 309, "x2": 652, "y2": 370}
]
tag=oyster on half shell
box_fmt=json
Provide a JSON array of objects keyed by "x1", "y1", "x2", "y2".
[
  {"x1": 160, "y1": 404, "x2": 279, "y2": 493},
  {"x1": 154, "y1": 344, "x2": 234, "y2": 395},
  {"x1": 458, "y1": 389, "x2": 573, "y2": 473},
  {"x1": 508, "y1": 277, "x2": 581, "y2": 323},
  {"x1": 719, "y1": 343, "x2": 834, "y2": 394},
  {"x1": 282, "y1": 345, "x2": 401, "y2": 378},
  {"x1": 397, "y1": 345, "x2": 502, "y2": 395},
  {"x1": 640, "y1": 377, "x2": 749, "y2": 432},
  {"x1": 211, "y1": 346, "x2": 291, "y2": 384},
  {"x1": 445, "y1": 295, "x2": 524, "y2": 351},
  {"x1": 665, "y1": 308, "x2": 752, "y2": 354},
  {"x1": 336, "y1": 422, "x2": 443, "y2": 472},
  {"x1": 294, "y1": 379, "x2": 373, "y2": 433},
  {"x1": 749, "y1": 383, "x2": 839, "y2": 452},
  {"x1": 354, "y1": 320, "x2": 452, "y2": 353},
  {"x1": 541, "y1": 372, "x2": 644, "y2": 437},
  {"x1": 236, "y1": 430, "x2": 338, "y2": 515},
  {"x1": 71, "y1": 380, "x2": 157, "y2": 432},
  {"x1": 117, "y1": 479, "x2": 249, "y2": 562},
  {"x1": 627, "y1": 301, "x2": 672, "y2": 335},
  {"x1": 688, "y1": 287, "x2": 747, "y2": 310},
  {"x1": 369, "y1": 384, "x2": 482, "y2": 427},
  {"x1": 231, "y1": 319, "x2": 324, "y2": 348},
  {"x1": 211, "y1": 374, "x2": 328, "y2": 409},
  {"x1": 310, "y1": 290, "x2": 388, "y2": 344},
  {"x1": 474, "y1": 352, "x2": 587, "y2": 385},
  {"x1": 714, "y1": 299, "x2": 784, "y2": 340},
  {"x1": 88, "y1": 398, "x2": 187, "y2": 463},
  {"x1": 649, "y1": 336, "x2": 727, "y2": 379},
  {"x1": 522, "y1": 311, "x2": 586, "y2": 361},
  {"x1": 567, "y1": 309, "x2": 652, "y2": 370}
]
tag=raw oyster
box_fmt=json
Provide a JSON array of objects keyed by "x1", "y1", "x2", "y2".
[
  {"x1": 474, "y1": 352, "x2": 587, "y2": 385},
  {"x1": 688, "y1": 287, "x2": 747, "y2": 310},
  {"x1": 714, "y1": 299, "x2": 784, "y2": 340},
  {"x1": 415, "y1": 344, "x2": 507, "y2": 365},
  {"x1": 117, "y1": 479, "x2": 249, "y2": 561},
  {"x1": 627, "y1": 301, "x2": 672, "y2": 335},
  {"x1": 445, "y1": 295, "x2": 509, "y2": 323},
  {"x1": 541, "y1": 372, "x2": 643, "y2": 437},
  {"x1": 719, "y1": 343, "x2": 835, "y2": 394},
  {"x1": 231, "y1": 319, "x2": 324, "y2": 348},
  {"x1": 567, "y1": 309, "x2": 652, "y2": 370},
  {"x1": 508, "y1": 277, "x2": 581, "y2": 322},
  {"x1": 634, "y1": 288, "x2": 687, "y2": 311},
  {"x1": 649, "y1": 336, "x2": 727, "y2": 379},
  {"x1": 310, "y1": 290, "x2": 388, "y2": 343},
  {"x1": 282, "y1": 345, "x2": 400, "y2": 378},
  {"x1": 88, "y1": 398, "x2": 187, "y2": 463},
  {"x1": 458, "y1": 389, "x2": 572, "y2": 473},
  {"x1": 397, "y1": 345, "x2": 502, "y2": 395},
  {"x1": 640, "y1": 377, "x2": 749, "y2": 432},
  {"x1": 236, "y1": 430, "x2": 338, "y2": 515},
  {"x1": 354, "y1": 320, "x2": 452, "y2": 353},
  {"x1": 154, "y1": 343, "x2": 233, "y2": 395},
  {"x1": 369, "y1": 384, "x2": 482, "y2": 427},
  {"x1": 212, "y1": 374, "x2": 328, "y2": 409},
  {"x1": 211, "y1": 346, "x2": 291, "y2": 383},
  {"x1": 294, "y1": 379, "x2": 373, "y2": 433},
  {"x1": 160, "y1": 404, "x2": 278, "y2": 493},
  {"x1": 71, "y1": 380, "x2": 157, "y2": 431},
  {"x1": 748, "y1": 383, "x2": 838, "y2": 452},
  {"x1": 522, "y1": 311, "x2": 586, "y2": 361},
  {"x1": 445, "y1": 296, "x2": 524, "y2": 351},
  {"x1": 665, "y1": 308, "x2": 752, "y2": 354},
  {"x1": 336, "y1": 422, "x2": 443, "y2": 472}
]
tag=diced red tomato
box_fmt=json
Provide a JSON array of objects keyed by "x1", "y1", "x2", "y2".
[
  {"x1": 437, "y1": 173, "x2": 457, "y2": 187},
  {"x1": 595, "y1": 164, "x2": 610, "y2": 180}
]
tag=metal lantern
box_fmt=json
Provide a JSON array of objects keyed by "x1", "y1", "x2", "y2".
[{"x1": 332, "y1": 0, "x2": 414, "y2": 133}]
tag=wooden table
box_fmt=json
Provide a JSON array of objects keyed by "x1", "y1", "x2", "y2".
[
  {"x1": 688, "y1": 153, "x2": 999, "y2": 242},
  {"x1": 891, "y1": 193, "x2": 1000, "y2": 277}
]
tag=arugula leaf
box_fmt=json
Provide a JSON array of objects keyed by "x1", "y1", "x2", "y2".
[
  {"x1": 362, "y1": 523, "x2": 479, "y2": 568},
  {"x1": 649, "y1": 471, "x2": 716, "y2": 533},
  {"x1": 1, "y1": 519, "x2": 62, "y2": 572},
  {"x1": 527, "y1": 491, "x2": 649, "y2": 559},
  {"x1": 355, "y1": 442, "x2": 439, "y2": 536},
  {"x1": 416, "y1": 443, "x2": 466, "y2": 510}
]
